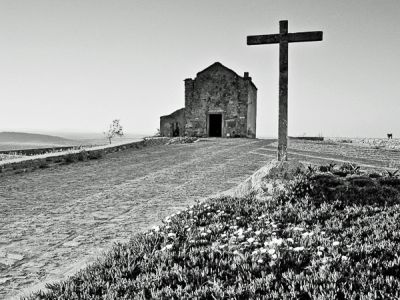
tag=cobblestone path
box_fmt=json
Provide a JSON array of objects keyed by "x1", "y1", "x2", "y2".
[
  {"x1": 0, "y1": 139, "x2": 274, "y2": 299},
  {"x1": 251, "y1": 139, "x2": 400, "y2": 170},
  {"x1": 1, "y1": 138, "x2": 399, "y2": 299}
]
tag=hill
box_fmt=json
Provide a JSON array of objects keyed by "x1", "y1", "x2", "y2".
[{"x1": 0, "y1": 131, "x2": 80, "y2": 150}]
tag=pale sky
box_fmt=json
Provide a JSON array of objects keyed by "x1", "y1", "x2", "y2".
[{"x1": 0, "y1": 0, "x2": 399, "y2": 138}]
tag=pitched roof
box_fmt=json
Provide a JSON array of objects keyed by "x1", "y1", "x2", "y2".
[
  {"x1": 194, "y1": 62, "x2": 257, "y2": 90},
  {"x1": 196, "y1": 62, "x2": 239, "y2": 77}
]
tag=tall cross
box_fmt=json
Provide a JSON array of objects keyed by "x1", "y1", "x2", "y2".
[{"x1": 247, "y1": 20, "x2": 323, "y2": 161}]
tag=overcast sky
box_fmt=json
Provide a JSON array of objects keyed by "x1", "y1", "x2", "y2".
[{"x1": 0, "y1": 0, "x2": 399, "y2": 138}]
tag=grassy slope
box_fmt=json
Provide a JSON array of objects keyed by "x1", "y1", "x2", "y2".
[{"x1": 26, "y1": 166, "x2": 400, "y2": 299}]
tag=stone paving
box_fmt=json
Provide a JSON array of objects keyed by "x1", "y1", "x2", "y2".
[
  {"x1": 1, "y1": 138, "x2": 399, "y2": 299},
  {"x1": 0, "y1": 138, "x2": 274, "y2": 299},
  {"x1": 255, "y1": 140, "x2": 400, "y2": 170}
]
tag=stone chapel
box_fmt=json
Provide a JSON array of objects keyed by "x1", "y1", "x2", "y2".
[{"x1": 160, "y1": 62, "x2": 257, "y2": 138}]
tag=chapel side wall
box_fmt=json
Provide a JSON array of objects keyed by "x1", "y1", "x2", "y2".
[
  {"x1": 246, "y1": 84, "x2": 257, "y2": 138},
  {"x1": 160, "y1": 108, "x2": 185, "y2": 137}
]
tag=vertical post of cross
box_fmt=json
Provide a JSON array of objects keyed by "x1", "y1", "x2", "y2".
[
  {"x1": 247, "y1": 21, "x2": 322, "y2": 161},
  {"x1": 278, "y1": 20, "x2": 288, "y2": 161}
]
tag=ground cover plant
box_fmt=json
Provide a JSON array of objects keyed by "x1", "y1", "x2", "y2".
[{"x1": 26, "y1": 164, "x2": 400, "y2": 299}]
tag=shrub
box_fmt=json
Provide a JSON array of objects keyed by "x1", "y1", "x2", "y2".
[
  {"x1": 77, "y1": 150, "x2": 88, "y2": 161},
  {"x1": 64, "y1": 153, "x2": 79, "y2": 164},
  {"x1": 88, "y1": 150, "x2": 104, "y2": 160}
]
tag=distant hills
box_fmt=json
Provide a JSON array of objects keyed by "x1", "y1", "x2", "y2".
[
  {"x1": 0, "y1": 131, "x2": 146, "y2": 151},
  {"x1": 0, "y1": 132, "x2": 81, "y2": 151}
]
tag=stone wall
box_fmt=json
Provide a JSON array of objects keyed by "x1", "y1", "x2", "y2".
[
  {"x1": 246, "y1": 78, "x2": 257, "y2": 138},
  {"x1": 0, "y1": 138, "x2": 170, "y2": 176},
  {"x1": 184, "y1": 63, "x2": 257, "y2": 138},
  {"x1": 160, "y1": 108, "x2": 185, "y2": 137},
  {"x1": 0, "y1": 146, "x2": 76, "y2": 156}
]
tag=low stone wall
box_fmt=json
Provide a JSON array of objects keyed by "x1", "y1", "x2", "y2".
[
  {"x1": 0, "y1": 137, "x2": 170, "y2": 176},
  {"x1": 289, "y1": 136, "x2": 324, "y2": 141},
  {"x1": 0, "y1": 146, "x2": 77, "y2": 156}
]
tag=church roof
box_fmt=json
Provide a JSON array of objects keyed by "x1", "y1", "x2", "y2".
[
  {"x1": 194, "y1": 62, "x2": 257, "y2": 90},
  {"x1": 196, "y1": 62, "x2": 238, "y2": 77}
]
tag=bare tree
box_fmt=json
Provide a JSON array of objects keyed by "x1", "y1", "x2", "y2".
[{"x1": 104, "y1": 119, "x2": 124, "y2": 144}]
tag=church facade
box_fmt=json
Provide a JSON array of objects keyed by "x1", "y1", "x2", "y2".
[{"x1": 160, "y1": 62, "x2": 257, "y2": 138}]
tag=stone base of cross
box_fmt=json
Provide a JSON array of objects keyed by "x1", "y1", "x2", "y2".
[{"x1": 247, "y1": 20, "x2": 323, "y2": 161}]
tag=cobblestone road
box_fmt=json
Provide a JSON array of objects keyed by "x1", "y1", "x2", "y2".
[
  {"x1": 1, "y1": 138, "x2": 399, "y2": 299},
  {"x1": 0, "y1": 139, "x2": 274, "y2": 299}
]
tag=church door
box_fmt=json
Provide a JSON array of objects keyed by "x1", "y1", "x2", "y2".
[{"x1": 208, "y1": 114, "x2": 222, "y2": 137}]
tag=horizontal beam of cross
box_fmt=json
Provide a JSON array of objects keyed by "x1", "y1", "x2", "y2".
[{"x1": 247, "y1": 31, "x2": 323, "y2": 45}]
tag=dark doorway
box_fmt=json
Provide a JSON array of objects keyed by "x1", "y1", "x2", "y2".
[{"x1": 209, "y1": 114, "x2": 222, "y2": 137}]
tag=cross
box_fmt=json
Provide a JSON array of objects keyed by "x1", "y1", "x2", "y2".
[{"x1": 247, "y1": 20, "x2": 323, "y2": 161}]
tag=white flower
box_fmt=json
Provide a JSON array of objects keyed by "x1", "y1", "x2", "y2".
[
  {"x1": 247, "y1": 227, "x2": 253, "y2": 232},
  {"x1": 252, "y1": 250, "x2": 259, "y2": 255},
  {"x1": 258, "y1": 214, "x2": 266, "y2": 220},
  {"x1": 200, "y1": 232, "x2": 207, "y2": 237},
  {"x1": 321, "y1": 257, "x2": 329, "y2": 264},
  {"x1": 293, "y1": 227, "x2": 304, "y2": 232},
  {"x1": 302, "y1": 232, "x2": 314, "y2": 238},
  {"x1": 317, "y1": 246, "x2": 325, "y2": 251},
  {"x1": 165, "y1": 225, "x2": 171, "y2": 229},
  {"x1": 271, "y1": 254, "x2": 278, "y2": 259},
  {"x1": 189, "y1": 239, "x2": 195, "y2": 243},
  {"x1": 167, "y1": 232, "x2": 176, "y2": 238},
  {"x1": 293, "y1": 247, "x2": 304, "y2": 252},
  {"x1": 260, "y1": 248, "x2": 267, "y2": 254},
  {"x1": 207, "y1": 212, "x2": 212, "y2": 216},
  {"x1": 247, "y1": 238, "x2": 255, "y2": 243},
  {"x1": 188, "y1": 210, "x2": 193, "y2": 214},
  {"x1": 317, "y1": 251, "x2": 323, "y2": 256},
  {"x1": 257, "y1": 259, "x2": 264, "y2": 263},
  {"x1": 152, "y1": 226, "x2": 160, "y2": 232},
  {"x1": 271, "y1": 238, "x2": 283, "y2": 246},
  {"x1": 341, "y1": 256, "x2": 348, "y2": 261},
  {"x1": 268, "y1": 249, "x2": 276, "y2": 255},
  {"x1": 166, "y1": 244, "x2": 173, "y2": 250},
  {"x1": 236, "y1": 217, "x2": 241, "y2": 220},
  {"x1": 238, "y1": 235, "x2": 245, "y2": 240},
  {"x1": 235, "y1": 228, "x2": 244, "y2": 235},
  {"x1": 320, "y1": 231, "x2": 326, "y2": 235},
  {"x1": 332, "y1": 241, "x2": 340, "y2": 246},
  {"x1": 286, "y1": 238, "x2": 294, "y2": 243},
  {"x1": 255, "y1": 230, "x2": 262, "y2": 236},
  {"x1": 272, "y1": 224, "x2": 277, "y2": 228},
  {"x1": 207, "y1": 229, "x2": 212, "y2": 234}
]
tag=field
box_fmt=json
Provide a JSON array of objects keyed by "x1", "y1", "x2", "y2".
[{"x1": 1, "y1": 138, "x2": 399, "y2": 299}]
